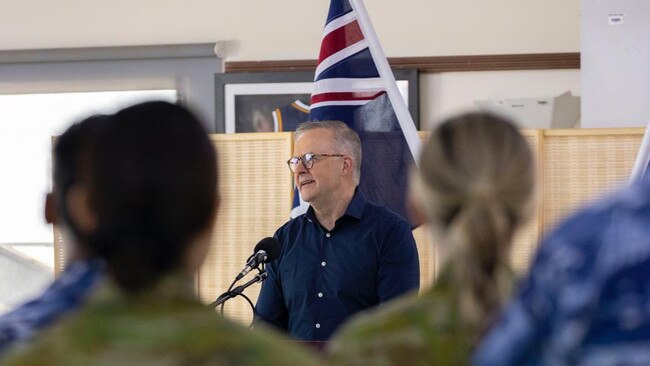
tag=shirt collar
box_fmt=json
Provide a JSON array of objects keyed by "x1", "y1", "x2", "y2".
[
  {"x1": 304, "y1": 187, "x2": 366, "y2": 222},
  {"x1": 344, "y1": 187, "x2": 366, "y2": 219}
]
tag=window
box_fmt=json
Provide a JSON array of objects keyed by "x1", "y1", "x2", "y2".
[
  {"x1": 0, "y1": 44, "x2": 221, "y2": 314},
  {"x1": 0, "y1": 89, "x2": 176, "y2": 250}
]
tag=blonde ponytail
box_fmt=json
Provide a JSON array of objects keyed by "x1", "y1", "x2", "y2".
[
  {"x1": 448, "y1": 195, "x2": 513, "y2": 336},
  {"x1": 411, "y1": 112, "x2": 534, "y2": 342}
]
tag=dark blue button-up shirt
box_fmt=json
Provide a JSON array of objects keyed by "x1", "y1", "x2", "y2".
[{"x1": 255, "y1": 189, "x2": 420, "y2": 341}]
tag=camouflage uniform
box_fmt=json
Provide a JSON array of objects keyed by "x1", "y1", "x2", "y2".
[
  {"x1": 2, "y1": 275, "x2": 321, "y2": 366},
  {"x1": 328, "y1": 268, "x2": 478, "y2": 366}
]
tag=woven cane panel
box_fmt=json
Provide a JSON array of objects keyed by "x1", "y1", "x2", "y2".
[
  {"x1": 415, "y1": 132, "x2": 436, "y2": 287},
  {"x1": 198, "y1": 133, "x2": 293, "y2": 325},
  {"x1": 412, "y1": 225, "x2": 435, "y2": 290},
  {"x1": 542, "y1": 130, "x2": 643, "y2": 234},
  {"x1": 511, "y1": 218, "x2": 539, "y2": 275}
]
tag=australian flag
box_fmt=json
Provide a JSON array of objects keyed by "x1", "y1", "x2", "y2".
[{"x1": 292, "y1": 0, "x2": 421, "y2": 224}]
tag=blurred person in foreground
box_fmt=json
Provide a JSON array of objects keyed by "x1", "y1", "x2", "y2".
[
  {"x1": 475, "y1": 140, "x2": 650, "y2": 362},
  {"x1": 329, "y1": 113, "x2": 536, "y2": 365},
  {"x1": 0, "y1": 116, "x2": 106, "y2": 356},
  {"x1": 255, "y1": 121, "x2": 420, "y2": 341},
  {"x1": 2, "y1": 101, "x2": 319, "y2": 365}
]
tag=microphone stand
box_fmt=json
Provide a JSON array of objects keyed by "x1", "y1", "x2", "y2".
[{"x1": 209, "y1": 270, "x2": 268, "y2": 308}]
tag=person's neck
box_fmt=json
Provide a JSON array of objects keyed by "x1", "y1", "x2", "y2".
[
  {"x1": 312, "y1": 187, "x2": 356, "y2": 231},
  {"x1": 64, "y1": 244, "x2": 90, "y2": 265}
]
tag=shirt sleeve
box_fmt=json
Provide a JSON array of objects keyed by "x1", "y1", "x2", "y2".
[
  {"x1": 376, "y1": 219, "x2": 420, "y2": 302},
  {"x1": 254, "y1": 233, "x2": 289, "y2": 332}
]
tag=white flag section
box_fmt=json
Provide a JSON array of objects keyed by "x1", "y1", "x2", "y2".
[
  {"x1": 630, "y1": 121, "x2": 650, "y2": 183},
  {"x1": 348, "y1": 0, "x2": 422, "y2": 162}
]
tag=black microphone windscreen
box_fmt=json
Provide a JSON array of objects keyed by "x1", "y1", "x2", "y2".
[{"x1": 253, "y1": 237, "x2": 282, "y2": 262}]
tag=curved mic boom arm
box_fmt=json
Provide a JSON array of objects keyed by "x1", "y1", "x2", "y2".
[{"x1": 208, "y1": 267, "x2": 268, "y2": 309}]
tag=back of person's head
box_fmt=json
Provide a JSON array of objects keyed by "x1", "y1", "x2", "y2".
[
  {"x1": 410, "y1": 112, "x2": 534, "y2": 335},
  {"x1": 64, "y1": 101, "x2": 218, "y2": 293},
  {"x1": 51, "y1": 115, "x2": 109, "y2": 261},
  {"x1": 295, "y1": 120, "x2": 362, "y2": 183}
]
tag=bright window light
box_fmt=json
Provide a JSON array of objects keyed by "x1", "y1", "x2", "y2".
[{"x1": 0, "y1": 90, "x2": 177, "y2": 250}]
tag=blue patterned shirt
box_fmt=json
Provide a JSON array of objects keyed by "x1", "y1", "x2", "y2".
[
  {"x1": 0, "y1": 259, "x2": 104, "y2": 356},
  {"x1": 255, "y1": 189, "x2": 420, "y2": 341},
  {"x1": 474, "y1": 178, "x2": 650, "y2": 365}
]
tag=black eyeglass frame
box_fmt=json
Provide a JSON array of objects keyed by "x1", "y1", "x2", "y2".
[{"x1": 286, "y1": 153, "x2": 345, "y2": 172}]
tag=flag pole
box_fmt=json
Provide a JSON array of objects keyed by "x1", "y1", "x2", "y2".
[
  {"x1": 630, "y1": 121, "x2": 650, "y2": 183},
  {"x1": 348, "y1": 0, "x2": 422, "y2": 164}
]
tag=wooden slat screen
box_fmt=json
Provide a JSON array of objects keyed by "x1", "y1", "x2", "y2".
[
  {"x1": 53, "y1": 227, "x2": 66, "y2": 275},
  {"x1": 198, "y1": 133, "x2": 293, "y2": 324},
  {"x1": 541, "y1": 129, "x2": 643, "y2": 233}
]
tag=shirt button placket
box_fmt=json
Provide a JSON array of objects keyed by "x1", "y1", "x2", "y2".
[
  {"x1": 320, "y1": 232, "x2": 332, "y2": 267},
  {"x1": 317, "y1": 231, "x2": 330, "y2": 334},
  {"x1": 322, "y1": 232, "x2": 330, "y2": 268}
]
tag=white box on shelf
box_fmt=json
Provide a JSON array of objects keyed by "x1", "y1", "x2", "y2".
[{"x1": 474, "y1": 91, "x2": 580, "y2": 129}]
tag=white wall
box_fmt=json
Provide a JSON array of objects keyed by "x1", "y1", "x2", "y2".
[
  {"x1": 421, "y1": 69, "x2": 581, "y2": 130},
  {"x1": 582, "y1": 1, "x2": 650, "y2": 127},
  {"x1": 0, "y1": 0, "x2": 582, "y2": 129},
  {"x1": 0, "y1": 0, "x2": 580, "y2": 59},
  {"x1": 0, "y1": 246, "x2": 52, "y2": 314}
]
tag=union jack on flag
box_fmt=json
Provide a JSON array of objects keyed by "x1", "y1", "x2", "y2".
[
  {"x1": 310, "y1": 1, "x2": 384, "y2": 114},
  {"x1": 292, "y1": 0, "x2": 421, "y2": 224}
]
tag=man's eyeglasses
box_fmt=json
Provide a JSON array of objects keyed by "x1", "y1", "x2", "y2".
[{"x1": 287, "y1": 153, "x2": 344, "y2": 172}]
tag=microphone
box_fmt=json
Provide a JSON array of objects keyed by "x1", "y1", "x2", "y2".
[{"x1": 235, "y1": 237, "x2": 282, "y2": 280}]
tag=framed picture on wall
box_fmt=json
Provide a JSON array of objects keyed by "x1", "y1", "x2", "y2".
[{"x1": 215, "y1": 70, "x2": 419, "y2": 133}]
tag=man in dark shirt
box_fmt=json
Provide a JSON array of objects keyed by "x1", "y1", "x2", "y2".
[{"x1": 255, "y1": 120, "x2": 420, "y2": 341}]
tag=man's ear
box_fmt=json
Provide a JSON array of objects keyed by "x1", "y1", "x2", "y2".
[
  {"x1": 341, "y1": 156, "x2": 354, "y2": 177},
  {"x1": 65, "y1": 185, "x2": 98, "y2": 235},
  {"x1": 44, "y1": 193, "x2": 57, "y2": 224}
]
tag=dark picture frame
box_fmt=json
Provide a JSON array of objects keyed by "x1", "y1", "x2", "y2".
[{"x1": 215, "y1": 70, "x2": 419, "y2": 133}]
